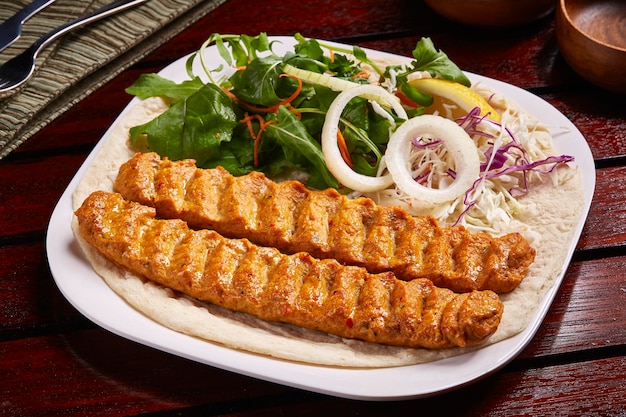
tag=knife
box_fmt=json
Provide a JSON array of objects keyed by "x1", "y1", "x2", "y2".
[{"x1": 0, "y1": 0, "x2": 57, "y2": 53}]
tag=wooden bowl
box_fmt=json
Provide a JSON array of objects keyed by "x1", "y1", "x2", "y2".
[
  {"x1": 424, "y1": 0, "x2": 556, "y2": 27},
  {"x1": 556, "y1": 0, "x2": 626, "y2": 93}
]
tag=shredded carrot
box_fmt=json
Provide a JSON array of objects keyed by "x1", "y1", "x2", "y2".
[
  {"x1": 352, "y1": 71, "x2": 370, "y2": 80},
  {"x1": 223, "y1": 87, "x2": 278, "y2": 113},
  {"x1": 230, "y1": 74, "x2": 305, "y2": 167},
  {"x1": 276, "y1": 74, "x2": 303, "y2": 108},
  {"x1": 222, "y1": 74, "x2": 303, "y2": 114},
  {"x1": 336, "y1": 130, "x2": 353, "y2": 168},
  {"x1": 328, "y1": 48, "x2": 335, "y2": 63},
  {"x1": 253, "y1": 119, "x2": 277, "y2": 167},
  {"x1": 241, "y1": 112, "x2": 260, "y2": 139},
  {"x1": 240, "y1": 113, "x2": 278, "y2": 168}
]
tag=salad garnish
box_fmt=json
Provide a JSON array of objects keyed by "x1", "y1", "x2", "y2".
[
  {"x1": 125, "y1": 33, "x2": 574, "y2": 231},
  {"x1": 125, "y1": 33, "x2": 466, "y2": 189}
]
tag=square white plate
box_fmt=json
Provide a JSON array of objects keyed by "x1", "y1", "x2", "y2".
[{"x1": 47, "y1": 37, "x2": 595, "y2": 400}]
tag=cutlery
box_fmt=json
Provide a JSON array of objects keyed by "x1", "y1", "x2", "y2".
[
  {"x1": 0, "y1": 0, "x2": 57, "y2": 53},
  {"x1": 0, "y1": 0, "x2": 150, "y2": 95}
]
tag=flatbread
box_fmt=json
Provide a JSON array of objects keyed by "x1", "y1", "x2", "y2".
[{"x1": 71, "y1": 89, "x2": 585, "y2": 368}]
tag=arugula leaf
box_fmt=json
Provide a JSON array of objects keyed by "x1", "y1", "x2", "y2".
[
  {"x1": 410, "y1": 37, "x2": 470, "y2": 86},
  {"x1": 351, "y1": 155, "x2": 378, "y2": 176},
  {"x1": 229, "y1": 56, "x2": 284, "y2": 106},
  {"x1": 125, "y1": 73, "x2": 204, "y2": 100},
  {"x1": 129, "y1": 84, "x2": 238, "y2": 166},
  {"x1": 203, "y1": 129, "x2": 256, "y2": 175},
  {"x1": 293, "y1": 37, "x2": 325, "y2": 61},
  {"x1": 265, "y1": 106, "x2": 338, "y2": 189},
  {"x1": 201, "y1": 33, "x2": 272, "y2": 68},
  {"x1": 339, "y1": 99, "x2": 388, "y2": 175}
]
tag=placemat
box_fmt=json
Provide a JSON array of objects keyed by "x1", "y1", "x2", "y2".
[{"x1": 0, "y1": 0, "x2": 227, "y2": 159}]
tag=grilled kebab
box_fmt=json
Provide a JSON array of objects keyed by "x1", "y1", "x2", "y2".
[
  {"x1": 75, "y1": 191, "x2": 504, "y2": 349},
  {"x1": 114, "y1": 152, "x2": 535, "y2": 293}
]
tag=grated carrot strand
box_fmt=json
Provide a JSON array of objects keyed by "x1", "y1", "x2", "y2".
[{"x1": 337, "y1": 130, "x2": 353, "y2": 168}]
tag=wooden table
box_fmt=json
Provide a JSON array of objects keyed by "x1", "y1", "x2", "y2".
[{"x1": 2, "y1": 0, "x2": 625, "y2": 415}]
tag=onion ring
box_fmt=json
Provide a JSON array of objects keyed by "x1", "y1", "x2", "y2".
[
  {"x1": 322, "y1": 84, "x2": 408, "y2": 192},
  {"x1": 385, "y1": 114, "x2": 480, "y2": 204}
]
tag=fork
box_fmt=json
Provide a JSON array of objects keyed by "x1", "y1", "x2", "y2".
[
  {"x1": 0, "y1": 0, "x2": 150, "y2": 95},
  {"x1": 0, "y1": 0, "x2": 58, "y2": 53}
]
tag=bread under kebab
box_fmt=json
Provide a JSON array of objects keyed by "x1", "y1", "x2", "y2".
[
  {"x1": 75, "y1": 190, "x2": 504, "y2": 349},
  {"x1": 114, "y1": 152, "x2": 536, "y2": 294}
]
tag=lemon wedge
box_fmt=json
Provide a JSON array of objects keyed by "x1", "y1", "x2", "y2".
[{"x1": 408, "y1": 78, "x2": 501, "y2": 123}]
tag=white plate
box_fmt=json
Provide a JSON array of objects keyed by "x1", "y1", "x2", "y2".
[{"x1": 47, "y1": 37, "x2": 595, "y2": 400}]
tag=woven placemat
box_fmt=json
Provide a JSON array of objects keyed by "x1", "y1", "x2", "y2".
[{"x1": 0, "y1": 0, "x2": 227, "y2": 159}]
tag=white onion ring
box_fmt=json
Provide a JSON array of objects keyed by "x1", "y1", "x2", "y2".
[
  {"x1": 322, "y1": 84, "x2": 408, "y2": 192},
  {"x1": 385, "y1": 114, "x2": 480, "y2": 204}
]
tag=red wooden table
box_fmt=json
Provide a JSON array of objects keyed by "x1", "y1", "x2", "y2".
[{"x1": 2, "y1": 0, "x2": 625, "y2": 415}]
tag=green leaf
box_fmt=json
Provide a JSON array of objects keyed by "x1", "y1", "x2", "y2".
[
  {"x1": 203, "y1": 132, "x2": 256, "y2": 175},
  {"x1": 129, "y1": 84, "x2": 238, "y2": 166},
  {"x1": 226, "y1": 38, "x2": 248, "y2": 67},
  {"x1": 240, "y1": 33, "x2": 272, "y2": 61},
  {"x1": 411, "y1": 37, "x2": 470, "y2": 86},
  {"x1": 294, "y1": 37, "x2": 324, "y2": 61},
  {"x1": 351, "y1": 155, "x2": 378, "y2": 176},
  {"x1": 229, "y1": 56, "x2": 284, "y2": 106},
  {"x1": 125, "y1": 74, "x2": 205, "y2": 100},
  {"x1": 213, "y1": 35, "x2": 234, "y2": 66},
  {"x1": 352, "y1": 46, "x2": 368, "y2": 65},
  {"x1": 339, "y1": 99, "x2": 387, "y2": 175},
  {"x1": 265, "y1": 106, "x2": 338, "y2": 189},
  {"x1": 327, "y1": 54, "x2": 361, "y2": 79}
]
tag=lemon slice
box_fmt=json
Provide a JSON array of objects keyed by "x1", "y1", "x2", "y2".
[{"x1": 409, "y1": 78, "x2": 501, "y2": 123}]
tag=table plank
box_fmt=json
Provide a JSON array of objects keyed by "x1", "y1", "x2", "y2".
[
  {"x1": 3, "y1": 241, "x2": 625, "y2": 367},
  {"x1": 197, "y1": 0, "x2": 439, "y2": 41},
  {"x1": 361, "y1": 23, "x2": 567, "y2": 88},
  {"x1": 13, "y1": 3, "x2": 624, "y2": 163},
  {"x1": 522, "y1": 256, "x2": 626, "y2": 357},
  {"x1": 577, "y1": 166, "x2": 626, "y2": 250},
  {"x1": 0, "y1": 243, "x2": 86, "y2": 336},
  {"x1": 0, "y1": 154, "x2": 86, "y2": 237},
  {"x1": 0, "y1": 329, "x2": 300, "y2": 417},
  {"x1": 1, "y1": 329, "x2": 624, "y2": 415},
  {"x1": 4, "y1": 239, "x2": 624, "y2": 351},
  {"x1": 547, "y1": 92, "x2": 626, "y2": 162}
]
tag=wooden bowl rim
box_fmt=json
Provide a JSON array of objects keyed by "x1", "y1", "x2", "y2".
[
  {"x1": 559, "y1": 0, "x2": 626, "y2": 53},
  {"x1": 424, "y1": 0, "x2": 555, "y2": 27}
]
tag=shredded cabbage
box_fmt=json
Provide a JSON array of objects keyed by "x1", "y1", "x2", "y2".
[{"x1": 363, "y1": 86, "x2": 575, "y2": 234}]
